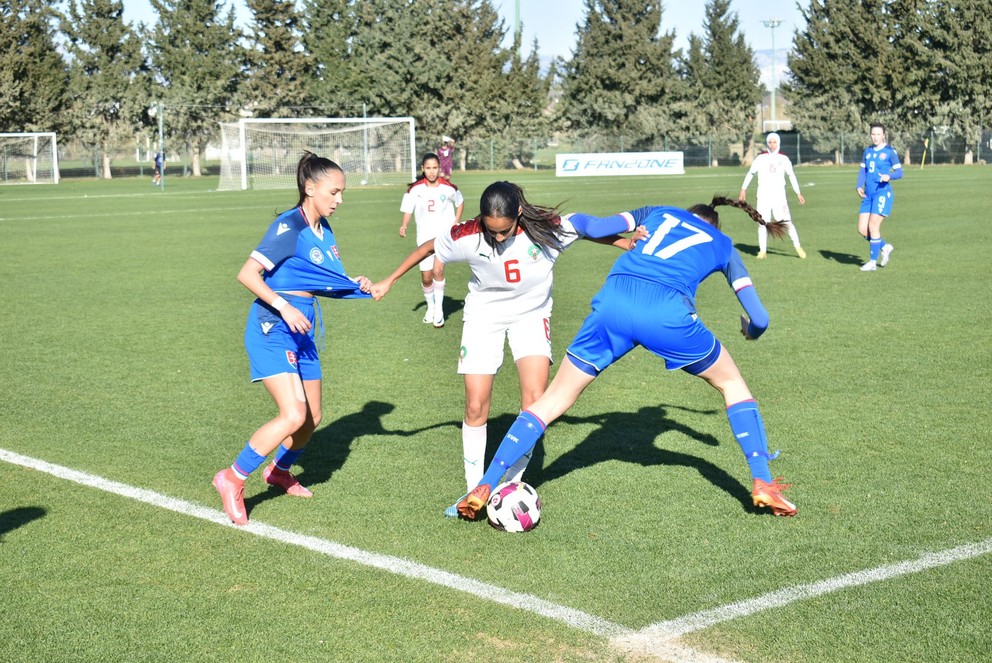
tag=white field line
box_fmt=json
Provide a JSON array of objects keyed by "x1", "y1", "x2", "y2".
[
  {"x1": 5, "y1": 447, "x2": 989, "y2": 663},
  {"x1": 615, "y1": 536, "x2": 992, "y2": 658},
  {"x1": 0, "y1": 448, "x2": 622, "y2": 637}
]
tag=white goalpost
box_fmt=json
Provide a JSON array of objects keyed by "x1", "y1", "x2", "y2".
[
  {"x1": 216, "y1": 117, "x2": 416, "y2": 191},
  {"x1": 0, "y1": 132, "x2": 60, "y2": 185}
]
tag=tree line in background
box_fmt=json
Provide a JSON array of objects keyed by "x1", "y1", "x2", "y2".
[{"x1": 1, "y1": 0, "x2": 989, "y2": 178}]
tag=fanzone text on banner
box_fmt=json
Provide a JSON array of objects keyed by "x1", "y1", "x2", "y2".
[{"x1": 556, "y1": 152, "x2": 685, "y2": 177}]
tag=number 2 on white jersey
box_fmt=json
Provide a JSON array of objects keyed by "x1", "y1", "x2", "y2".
[{"x1": 640, "y1": 213, "x2": 713, "y2": 259}]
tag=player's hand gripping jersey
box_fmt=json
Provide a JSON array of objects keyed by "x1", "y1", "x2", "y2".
[{"x1": 250, "y1": 206, "x2": 370, "y2": 299}]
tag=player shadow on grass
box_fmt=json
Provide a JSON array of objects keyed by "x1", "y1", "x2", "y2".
[
  {"x1": 734, "y1": 242, "x2": 760, "y2": 257},
  {"x1": 414, "y1": 294, "x2": 465, "y2": 319},
  {"x1": 0, "y1": 506, "x2": 46, "y2": 541},
  {"x1": 734, "y1": 242, "x2": 800, "y2": 260},
  {"x1": 818, "y1": 249, "x2": 863, "y2": 265},
  {"x1": 510, "y1": 404, "x2": 760, "y2": 513},
  {"x1": 244, "y1": 400, "x2": 449, "y2": 512}
]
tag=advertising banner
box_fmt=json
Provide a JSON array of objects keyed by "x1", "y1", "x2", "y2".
[{"x1": 556, "y1": 151, "x2": 685, "y2": 177}]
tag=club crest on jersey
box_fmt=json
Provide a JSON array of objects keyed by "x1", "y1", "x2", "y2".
[
  {"x1": 310, "y1": 247, "x2": 324, "y2": 264},
  {"x1": 285, "y1": 350, "x2": 298, "y2": 367},
  {"x1": 527, "y1": 244, "x2": 541, "y2": 260}
]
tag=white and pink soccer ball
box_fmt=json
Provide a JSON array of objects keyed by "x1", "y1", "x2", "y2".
[{"x1": 487, "y1": 481, "x2": 541, "y2": 532}]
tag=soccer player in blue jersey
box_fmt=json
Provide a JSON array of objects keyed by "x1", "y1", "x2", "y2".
[
  {"x1": 450, "y1": 197, "x2": 798, "y2": 519},
  {"x1": 213, "y1": 151, "x2": 372, "y2": 526},
  {"x1": 857, "y1": 122, "x2": 903, "y2": 271}
]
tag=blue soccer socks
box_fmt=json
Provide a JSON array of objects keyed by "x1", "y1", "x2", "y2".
[
  {"x1": 869, "y1": 237, "x2": 885, "y2": 261},
  {"x1": 232, "y1": 443, "x2": 267, "y2": 480},
  {"x1": 478, "y1": 410, "x2": 547, "y2": 489},
  {"x1": 726, "y1": 400, "x2": 774, "y2": 483},
  {"x1": 273, "y1": 445, "x2": 304, "y2": 472}
]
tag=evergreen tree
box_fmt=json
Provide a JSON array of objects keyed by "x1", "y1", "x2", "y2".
[
  {"x1": 345, "y1": 0, "x2": 422, "y2": 118},
  {"x1": 559, "y1": 0, "x2": 679, "y2": 150},
  {"x1": 0, "y1": 0, "x2": 69, "y2": 133},
  {"x1": 495, "y1": 35, "x2": 551, "y2": 168},
  {"x1": 243, "y1": 0, "x2": 313, "y2": 117},
  {"x1": 62, "y1": 0, "x2": 148, "y2": 179},
  {"x1": 338, "y1": 0, "x2": 511, "y2": 169},
  {"x1": 786, "y1": 0, "x2": 867, "y2": 163},
  {"x1": 147, "y1": 0, "x2": 243, "y2": 176},
  {"x1": 437, "y1": 0, "x2": 512, "y2": 168},
  {"x1": 923, "y1": 0, "x2": 992, "y2": 162},
  {"x1": 300, "y1": 0, "x2": 359, "y2": 113},
  {"x1": 679, "y1": 0, "x2": 760, "y2": 163}
]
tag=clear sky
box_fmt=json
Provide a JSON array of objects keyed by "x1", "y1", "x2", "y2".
[{"x1": 118, "y1": 0, "x2": 806, "y2": 57}]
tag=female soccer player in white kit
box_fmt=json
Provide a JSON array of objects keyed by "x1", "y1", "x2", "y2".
[
  {"x1": 738, "y1": 132, "x2": 806, "y2": 259},
  {"x1": 372, "y1": 181, "x2": 644, "y2": 492},
  {"x1": 398, "y1": 153, "x2": 464, "y2": 327}
]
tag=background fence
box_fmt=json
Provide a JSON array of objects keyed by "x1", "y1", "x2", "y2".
[{"x1": 47, "y1": 127, "x2": 992, "y2": 181}]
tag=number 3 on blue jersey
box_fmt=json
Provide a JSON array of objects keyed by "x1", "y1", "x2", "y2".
[{"x1": 640, "y1": 213, "x2": 714, "y2": 259}]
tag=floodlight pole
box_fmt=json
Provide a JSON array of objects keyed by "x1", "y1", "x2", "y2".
[{"x1": 763, "y1": 19, "x2": 783, "y2": 126}]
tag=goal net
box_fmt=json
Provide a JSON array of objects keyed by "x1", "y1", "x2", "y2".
[
  {"x1": 216, "y1": 117, "x2": 416, "y2": 191},
  {"x1": 0, "y1": 133, "x2": 59, "y2": 184}
]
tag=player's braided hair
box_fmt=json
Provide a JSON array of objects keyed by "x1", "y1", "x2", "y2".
[
  {"x1": 688, "y1": 195, "x2": 788, "y2": 239},
  {"x1": 479, "y1": 181, "x2": 570, "y2": 252},
  {"x1": 296, "y1": 150, "x2": 343, "y2": 208}
]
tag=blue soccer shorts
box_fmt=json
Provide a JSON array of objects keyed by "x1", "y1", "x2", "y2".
[
  {"x1": 859, "y1": 189, "x2": 894, "y2": 217},
  {"x1": 566, "y1": 275, "x2": 719, "y2": 376},
  {"x1": 244, "y1": 295, "x2": 321, "y2": 382}
]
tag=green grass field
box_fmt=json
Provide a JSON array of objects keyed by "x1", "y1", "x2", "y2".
[{"x1": 1, "y1": 165, "x2": 990, "y2": 662}]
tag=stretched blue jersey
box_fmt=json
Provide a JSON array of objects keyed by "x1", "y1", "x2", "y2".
[
  {"x1": 605, "y1": 206, "x2": 753, "y2": 304},
  {"x1": 857, "y1": 144, "x2": 902, "y2": 196},
  {"x1": 250, "y1": 207, "x2": 370, "y2": 299}
]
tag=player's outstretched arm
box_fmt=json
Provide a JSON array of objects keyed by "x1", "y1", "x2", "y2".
[{"x1": 370, "y1": 239, "x2": 436, "y2": 301}]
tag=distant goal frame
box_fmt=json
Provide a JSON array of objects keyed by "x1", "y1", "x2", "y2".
[
  {"x1": 219, "y1": 117, "x2": 417, "y2": 191},
  {"x1": 0, "y1": 132, "x2": 60, "y2": 185}
]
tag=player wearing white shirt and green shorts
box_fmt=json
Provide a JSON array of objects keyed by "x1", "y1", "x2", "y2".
[{"x1": 372, "y1": 181, "x2": 642, "y2": 492}]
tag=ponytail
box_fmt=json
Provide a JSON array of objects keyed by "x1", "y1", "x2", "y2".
[{"x1": 689, "y1": 196, "x2": 788, "y2": 239}]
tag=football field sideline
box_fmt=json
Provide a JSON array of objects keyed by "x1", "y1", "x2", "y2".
[{"x1": 4, "y1": 446, "x2": 990, "y2": 663}]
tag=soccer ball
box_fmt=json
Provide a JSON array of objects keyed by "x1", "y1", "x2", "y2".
[{"x1": 487, "y1": 481, "x2": 541, "y2": 532}]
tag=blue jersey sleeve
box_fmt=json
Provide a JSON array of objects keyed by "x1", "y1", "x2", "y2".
[
  {"x1": 251, "y1": 210, "x2": 306, "y2": 271},
  {"x1": 565, "y1": 211, "x2": 636, "y2": 238},
  {"x1": 724, "y1": 250, "x2": 768, "y2": 338},
  {"x1": 886, "y1": 147, "x2": 903, "y2": 181},
  {"x1": 857, "y1": 148, "x2": 869, "y2": 190}
]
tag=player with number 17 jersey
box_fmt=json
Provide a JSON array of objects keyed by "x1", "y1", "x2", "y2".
[{"x1": 567, "y1": 205, "x2": 760, "y2": 373}]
